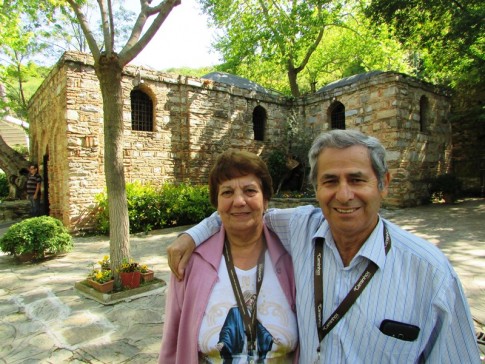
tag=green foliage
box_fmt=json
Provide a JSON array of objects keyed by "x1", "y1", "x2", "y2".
[
  {"x1": 164, "y1": 66, "x2": 218, "y2": 78},
  {"x1": 118, "y1": 258, "x2": 141, "y2": 273},
  {"x1": 203, "y1": 0, "x2": 414, "y2": 96},
  {"x1": 88, "y1": 269, "x2": 112, "y2": 284},
  {"x1": 0, "y1": 2, "x2": 135, "y2": 121},
  {"x1": 0, "y1": 216, "x2": 73, "y2": 260},
  {"x1": 0, "y1": 62, "x2": 51, "y2": 120},
  {"x1": 366, "y1": 0, "x2": 484, "y2": 90},
  {"x1": 0, "y1": 173, "x2": 8, "y2": 198},
  {"x1": 12, "y1": 144, "x2": 30, "y2": 160},
  {"x1": 202, "y1": 0, "x2": 343, "y2": 96},
  {"x1": 266, "y1": 150, "x2": 288, "y2": 191},
  {"x1": 306, "y1": 10, "x2": 414, "y2": 90},
  {"x1": 93, "y1": 182, "x2": 215, "y2": 235}
]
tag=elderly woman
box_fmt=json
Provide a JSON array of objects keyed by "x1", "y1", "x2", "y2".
[{"x1": 159, "y1": 150, "x2": 298, "y2": 363}]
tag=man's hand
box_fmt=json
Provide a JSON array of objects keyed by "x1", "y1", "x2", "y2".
[{"x1": 167, "y1": 233, "x2": 196, "y2": 280}]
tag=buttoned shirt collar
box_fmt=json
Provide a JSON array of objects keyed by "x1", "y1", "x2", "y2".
[{"x1": 313, "y1": 216, "x2": 387, "y2": 270}]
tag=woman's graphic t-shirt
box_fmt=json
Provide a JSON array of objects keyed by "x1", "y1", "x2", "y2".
[{"x1": 198, "y1": 252, "x2": 298, "y2": 363}]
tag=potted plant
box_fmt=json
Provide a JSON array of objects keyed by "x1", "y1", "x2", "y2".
[
  {"x1": 87, "y1": 268, "x2": 114, "y2": 293},
  {"x1": 140, "y1": 264, "x2": 154, "y2": 282},
  {"x1": 118, "y1": 258, "x2": 142, "y2": 289}
]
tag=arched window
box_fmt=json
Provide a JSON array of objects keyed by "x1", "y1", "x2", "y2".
[
  {"x1": 253, "y1": 105, "x2": 267, "y2": 141},
  {"x1": 131, "y1": 89, "x2": 153, "y2": 132},
  {"x1": 419, "y1": 96, "x2": 429, "y2": 133},
  {"x1": 330, "y1": 102, "x2": 346, "y2": 130}
]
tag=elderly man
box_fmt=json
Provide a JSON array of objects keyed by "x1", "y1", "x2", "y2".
[{"x1": 167, "y1": 129, "x2": 480, "y2": 363}]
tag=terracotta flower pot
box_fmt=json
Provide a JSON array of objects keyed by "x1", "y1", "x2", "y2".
[
  {"x1": 141, "y1": 270, "x2": 154, "y2": 283},
  {"x1": 87, "y1": 279, "x2": 114, "y2": 293},
  {"x1": 120, "y1": 271, "x2": 141, "y2": 289}
]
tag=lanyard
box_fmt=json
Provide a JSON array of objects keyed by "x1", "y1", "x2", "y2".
[
  {"x1": 223, "y1": 237, "x2": 266, "y2": 357},
  {"x1": 314, "y1": 225, "x2": 391, "y2": 356}
]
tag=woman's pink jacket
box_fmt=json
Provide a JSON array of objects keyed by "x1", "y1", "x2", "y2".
[{"x1": 158, "y1": 224, "x2": 298, "y2": 363}]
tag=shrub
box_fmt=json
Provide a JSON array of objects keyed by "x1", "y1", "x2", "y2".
[
  {"x1": 0, "y1": 216, "x2": 73, "y2": 260},
  {"x1": 93, "y1": 182, "x2": 215, "y2": 235},
  {"x1": 266, "y1": 150, "x2": 288, "y2": 191}
]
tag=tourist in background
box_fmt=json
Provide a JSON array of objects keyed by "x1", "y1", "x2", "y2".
[{"x1": 26, "y1": 163, "x2": 42, "y2": 216}]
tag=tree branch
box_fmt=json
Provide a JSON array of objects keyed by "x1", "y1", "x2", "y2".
[
  {"x1": 118, "y1": 0, "x2": 181, "y2": 67},
  {"x1": 97, "y1": 0, "x2": 113, "y2": 55},
  {"x1": 66, "y1": 0, "x2": 101, "y2": 59},
  {"x1": 108, "y1": 0, "x2": 115, "y2": 53}
]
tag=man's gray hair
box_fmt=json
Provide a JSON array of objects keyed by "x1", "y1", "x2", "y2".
[{"x1": 308, "y1": 129, "x2": 388, "y2": 191}]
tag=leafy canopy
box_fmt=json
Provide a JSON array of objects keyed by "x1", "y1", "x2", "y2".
[
  {"x1": 202, "y1": 0, "x2": 414, "y2": 96},
  {"x1": 366, "y1": 0, "x2": 485, "y2": 89}
]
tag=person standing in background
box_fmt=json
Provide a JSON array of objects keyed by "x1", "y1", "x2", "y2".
[{"x1": 26, "y1": 163, "x2": 42, "y2": 216}]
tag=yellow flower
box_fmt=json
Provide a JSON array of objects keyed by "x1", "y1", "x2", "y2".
[
  {"x1": 118, "y1": 257, "x2": 141, "y2": 273},
  {"x1": 89, "y1": 268, "x2": 112, "y2": 283},
  {"x1": 98, "y1": 255, "x2": 110, "y2": 269}
]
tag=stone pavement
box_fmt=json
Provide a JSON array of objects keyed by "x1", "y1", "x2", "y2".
[{"x1": 0, "y1": 198, "x2": 484, "y2": 363}]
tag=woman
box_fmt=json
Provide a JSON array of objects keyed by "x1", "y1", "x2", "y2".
[{"x1": 159, "y1": 150, "x2": 298, "y2": 363}]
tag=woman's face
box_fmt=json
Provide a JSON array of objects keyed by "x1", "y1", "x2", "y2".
[{"x1": 217, "y1": 173, "x2": 268, "y2": 236}]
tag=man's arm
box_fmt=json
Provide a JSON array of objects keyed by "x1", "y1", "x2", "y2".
[
  {"x1": 424, "y1": 275, "x2": 480, "y2": 362},
  {"x1": 167, "y1": 212, "x2": 222, "y2": 280},
  {"x1": 34, "y1": 181, "x2": 41, "y2": 199},
  {"x1": 167, "y1": 206, "x2": 306, "y2": 280}
]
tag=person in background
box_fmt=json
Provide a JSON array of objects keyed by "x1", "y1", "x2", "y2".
[
  {"x1": 26, "y1": 163, "x2": 42, "y2": 216},
  {"x1": 167, "y1": 129, "x2": 480, "y2": 363},
  {"x1": 158, "y1": 150, "x2": 298, "y2": 363}
]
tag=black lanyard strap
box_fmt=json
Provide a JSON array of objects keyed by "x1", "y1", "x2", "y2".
[
  {"x1": 314, "y1": 225, "x2": 391, "y2": 351},
  {"x1": 223, "y1": 238, "x2": 266, "y2": 356}
]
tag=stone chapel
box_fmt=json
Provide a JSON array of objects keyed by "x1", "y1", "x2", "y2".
[{"x1": 28, "y1": 52, "x2": 451, "y2": 230}]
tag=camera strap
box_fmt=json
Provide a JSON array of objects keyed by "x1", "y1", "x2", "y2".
[
  {"x1": 314, "y1": 225, "x2": 391, "y2": 357},
  {"x1": 223, "y1": 237, "x2": 266, "y2": 359}
]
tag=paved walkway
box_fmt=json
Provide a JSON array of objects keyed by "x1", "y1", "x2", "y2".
[{"x1": 0, "y1": 198, "x2": 484, "y2": 363}]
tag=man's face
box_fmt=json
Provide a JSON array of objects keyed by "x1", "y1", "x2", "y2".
[
  {"x1": 315, "y1": 145, "x2": 390, "y2": 245},
  {"x1": 29, "y1": 166, "x2": 37, "y2": 175}
]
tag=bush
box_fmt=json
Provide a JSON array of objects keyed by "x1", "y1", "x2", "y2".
[
  {"x1": 0, "y1": 216, "x2": 73, "y2": 260},
  {"x1": 93, "y1": 182, "x2": 215, "y2": 235},
  {"x1": 266, "y1": 150, "x2": 288, "y2": 191},
  {"x1": 0, "y1": 172, "x2": 8, "y2": 198}
]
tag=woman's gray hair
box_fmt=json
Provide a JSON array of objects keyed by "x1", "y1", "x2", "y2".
[{"x1": 308, "y1": 129, "x2": 388, "y2": 191}]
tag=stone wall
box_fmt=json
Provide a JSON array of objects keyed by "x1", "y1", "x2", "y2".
[
  {"x1": 28, "y1": 52, "x2": 290, "y2": 229},
  {"x1": 296, "y1": 72, "x2": 451, "y2": 206},
  {"x1": 28, "y1": 52, "x2": 451, "y2": 230}
]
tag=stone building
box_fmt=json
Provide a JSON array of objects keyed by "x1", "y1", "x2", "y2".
[{"x1": 28, "y1": 52, "x2": 451, "y2": 230}]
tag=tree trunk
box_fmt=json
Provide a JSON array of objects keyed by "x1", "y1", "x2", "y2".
[
  {"x1": 287, "y1": 67, "x2": 301, "y2": 98},
  {"x1": 0, "y1": 134, "x2": 29, "y2": 175},
  {"x1": 94, "y1": 54, "x2": 130, "y2": 280}
]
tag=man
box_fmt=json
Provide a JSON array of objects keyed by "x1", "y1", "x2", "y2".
[
  {"x1": 26, "y1": 163, "x2": 42, "y2": 216},
  {"x1": 168, "y1": 130, "x2": 480, "y2": 363}
]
